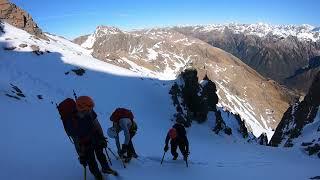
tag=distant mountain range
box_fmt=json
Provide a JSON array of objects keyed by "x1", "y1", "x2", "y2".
[
  {"x1": 73, "y1": 25, "x2": 296, "y2": 138},
  {"x1": 172, "y1": 23, "x2": 320, "y2": 93}
]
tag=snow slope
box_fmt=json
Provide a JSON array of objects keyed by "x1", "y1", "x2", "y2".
[
  {"x1": 1, "y1": 22, "x2": 320, "y2": 180},
  {"x1": 292, "y1": 108, "x2": 320, "y2": 146}
]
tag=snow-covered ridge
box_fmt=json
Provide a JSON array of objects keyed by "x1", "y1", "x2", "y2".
[
  {"x1": 184, "y1": 23, "x2": 320, "y2": 42},
  {"x1": 80, "y1": 26, "x2": 124, "y2": 49},
  {"x1": 96, "y1": 25, "x2": 123, "y2": 35}
]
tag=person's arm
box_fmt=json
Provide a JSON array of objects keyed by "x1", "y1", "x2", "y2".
[
  {"x1": 165, "y1": 133, "x2": 170, "y2": 146},
  {"x1": 119, "y1": 119, "x2": 131, "y2": 145}
]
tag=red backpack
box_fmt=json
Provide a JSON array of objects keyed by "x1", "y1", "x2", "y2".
[
  {"x1": 110, "y1": 108, "x2": 134, "y2": 123},
  {"x1": 57, "y1": 98, "x2": 78, "y2": 137}
]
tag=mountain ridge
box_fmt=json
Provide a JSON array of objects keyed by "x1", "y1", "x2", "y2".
[
  {"x1": 172, "y1": 24, "x2": 320, "y2": 93},
  {"x1": 73, "y1": 25, "x2": 295, "y2": 139}
]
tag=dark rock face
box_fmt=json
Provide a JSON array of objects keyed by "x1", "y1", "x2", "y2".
[
  {"x1": 0, "y1": 0, "x2": 48, "y2": 40},
  {"x1": 305, "y1": 144, "x2": 320, "y2": 156},
  {"x1": 285, "y1": 56, "x2": 320, "y2": 93},
  {"x1": 169, "y1": 68, "x2": 219, "y2": 125},
  {"x1": 173, "y1": 26, "x2": 320, "y2": 93},
  {"x1": 73, "y1": 34, "x2": 90, "y2": 45},
  {"x1": 201, "y1": 75, "x2": 218, "y2": 112},
  {"x1": 0, "y1": 20, "x2": 4, "y2": 33},
  {"x1": 5, "y1": 83, "x2": 26, "y2": 100},
  {"x1": 213, "y1": 110, "x2": 232, "y2": 135},
  {"x1": 270, "y1": 71, "x2": 320, "y2": 146},
  {"x1": 257, "y1": 133, "x2": 268, "y2": 145},
  {"x1": 235, "y1": 114, "x2": 249, "y2": 138}
]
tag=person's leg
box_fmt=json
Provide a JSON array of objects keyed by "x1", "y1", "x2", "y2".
[
  {"x1": 86, "y1": 147, "x2": 103, "y2": 179},
  {"x1": 127, "y1": 133, "x2": 138, "y2": 158},
  {"x1": 170, "y1": 141, "x2": 178, "y2": 159},
  {"x1": 95, "y1": 147, "x2": 110, "y2": 170},
  {"x1": 127, "y1": 140, "x2": 134, "y2": 158},
  {"x1": 178, "y1": 143, "x2": 187, "y2": 160}
]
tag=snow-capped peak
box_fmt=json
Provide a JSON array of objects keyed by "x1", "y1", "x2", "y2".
[
  {"x1": 96, "y1": 25, "x2": 123, "y2": 35},
  {"x1": 78, "y1": 25, "x2": 124, "y2": 49},
  {"x1": 189, "y1": 23, "x2": 320, "y2": 42}
]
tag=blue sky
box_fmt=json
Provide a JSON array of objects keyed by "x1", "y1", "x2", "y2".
[{"x1": 11, "y1": 0, "x2": 320, "y2": 39}]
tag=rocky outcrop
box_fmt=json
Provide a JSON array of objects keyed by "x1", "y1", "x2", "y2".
[
  {"x1": 270, "y1": 71, "x2": 320, "y2": 147},
  {"x1": 0, "y1": 0, "x2": 48, "y2": 40},
  {"x1": 235, "y1": 114, "x2": 249, "y2": 138},
  {"x1": 285, "y1": 56, "x2": 320, "y2": 93},
  {"x1": 213, "y1": 110, "x2": 232, "y2": 135},
  {"x1": 73, "y1": 34, "x2": 90, "y2": 45},
  {"x1": 0, "y1": 20, "x2": 4, "y2": 33},
  {"x1": 257, "y1": 133, "x2": 268, "y2": 145},
  {"x1": 173, "y1": 25, "x2": 320, "y2": 93},
  {"x1": 169, "y1": 68, "x2": 218, "y2": 125}
]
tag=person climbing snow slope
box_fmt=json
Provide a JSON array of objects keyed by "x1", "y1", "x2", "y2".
[{"x1": 109, "y1": 108, "x2": 138, "y2": 163}]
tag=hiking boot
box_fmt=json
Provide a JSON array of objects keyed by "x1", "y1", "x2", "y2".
[
  {"x1": 94, "y1": 173, "x2": 104, "y2": 180},
  {"x1": 102, "y1": 167, "x2": 118, "y2": 176},
  {"x1": 132, "y1": 153, "x2": 138, "y2": 158},
  {"x1": 124, "y1": 156, "x2": 132, "y2": 163}
]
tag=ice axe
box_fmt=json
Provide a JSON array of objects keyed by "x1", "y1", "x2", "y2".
[
  {"x1": 104, "y1": 148, "x2": 113, "y2": 166},
  {"x1": 106, "y1": 146, "x2": 126, "y2": 168}
]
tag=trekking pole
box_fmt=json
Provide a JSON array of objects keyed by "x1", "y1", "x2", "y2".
[
  {"x1": 107, "y1": 147, "x2": 119, "y2": 160},
  {"x1": 119, "y1": 155, "x2": 127, "y2": 169},
  {"x1": 107, "y1": 147, "x2": 126, "y2": 168},
  {"x1": 160, "y1": 151, "x2": 166, "y2": 165},
  {"x1": 185, "y1": 151, "x2": 189, "y2": 168},
  {"x1": 104, "y1": 148, "x2": 113, "y2": 166},
  {"x1": 83, "y1": 165, "x2": 87, "y2": 180}
]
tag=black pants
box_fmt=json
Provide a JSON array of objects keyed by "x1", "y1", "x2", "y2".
[
  {"x1": 86, "y1": 146, "x2": 110, "y2": 178},
  {"x1": 170, "y1": 140, "x2": 187, "y2": 157},
  {"x1": 127, "y1": 133, "x2": 136, "y2": 158}
]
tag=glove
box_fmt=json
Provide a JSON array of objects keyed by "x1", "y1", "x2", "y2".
[
  {"x1": 164, "y1": 144, "x2": 169, "y2": 152},
  {"x1": 119, "y1": 144, "x2": 128, "y2": 156},
  {"x1": 79, "y1": 155, "x2": 87, "y2": 166}
]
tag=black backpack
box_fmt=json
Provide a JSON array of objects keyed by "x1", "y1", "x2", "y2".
[
  {"x1": 76, "y1": 110, "x2": 97, "y2": 139},
  {"x1": 173, "y1": 123, "x2": 186, "y2": 137}
]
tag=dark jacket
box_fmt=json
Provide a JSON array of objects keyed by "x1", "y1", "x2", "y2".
[
  {"x1": 165, "y1": 123, "x2": 189, "y2": 152},
  {"x1": 75, "y1": 110, "x2": 104, "y2": 146}
]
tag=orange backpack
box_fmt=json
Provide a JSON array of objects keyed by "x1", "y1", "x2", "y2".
[{"x1": 110, "y1": 108, "x2": 134, "y2": 123}]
